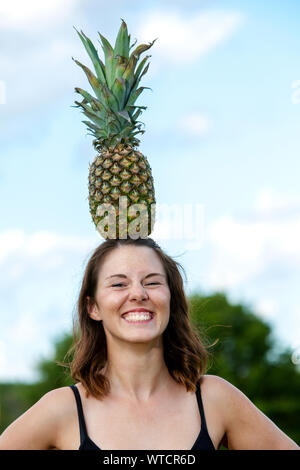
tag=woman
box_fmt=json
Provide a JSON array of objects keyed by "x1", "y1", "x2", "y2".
[{"x1": 0, "y1": 237, "x2": 298, "y2": 450}]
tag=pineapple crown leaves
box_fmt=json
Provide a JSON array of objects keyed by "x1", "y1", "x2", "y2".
[{"x1": 73, "y1": 19, "x2": 157, "y2": 149}]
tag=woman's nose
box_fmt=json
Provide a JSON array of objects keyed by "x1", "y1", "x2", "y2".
[{"x1": 128, "y1": 284, "x2": 148, "y2": 300}]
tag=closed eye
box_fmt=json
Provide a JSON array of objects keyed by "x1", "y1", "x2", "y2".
[{"x1": 111, "y1": 282, "x2": 160, "y2": 287}]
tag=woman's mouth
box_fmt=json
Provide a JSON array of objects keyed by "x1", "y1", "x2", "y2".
[{"x1": 121, "y1": 311, "x2": 154, "y2": 323}]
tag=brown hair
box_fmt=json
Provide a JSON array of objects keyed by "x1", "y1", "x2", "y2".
[{"x1": 64, "y1": 237, "x2": 213, "y2": 398}]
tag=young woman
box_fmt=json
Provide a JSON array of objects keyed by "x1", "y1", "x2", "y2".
[{"x1": 0, "y1": 237, "x2": 298, "y2": 450}]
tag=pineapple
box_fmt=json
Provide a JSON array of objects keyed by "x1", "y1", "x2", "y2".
[{"x1": 73, "y1": 19, "x2": 156, "y2": 239}]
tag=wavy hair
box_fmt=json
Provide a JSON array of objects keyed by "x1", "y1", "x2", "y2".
[{"x1": 63, "y1": 237, "x2": 213, "y2": 398}]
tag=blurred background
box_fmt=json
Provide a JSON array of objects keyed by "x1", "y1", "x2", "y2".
[{"x1": 0, "y1": 0, "x2": 299, "y2": 446}]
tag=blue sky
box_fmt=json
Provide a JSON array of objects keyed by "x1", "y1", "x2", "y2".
[{"x1": 1, "y1": 0, "x2": 300, "y2": 381}]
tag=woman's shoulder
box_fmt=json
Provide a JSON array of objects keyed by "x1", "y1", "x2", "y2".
[
  {"x1": 41, "y1": 384, "x2": 81, "y2": 414},
  {"x1": 28, "y1": 385, "x2": 80, "y2": 427},
  {"x1": 200, "y1": 374, "x2": 236, "y2": 398},
  {"x1": 199, "y1": 374, "x2": 254, "y2": 417},
  {"x1": 199, "y1": 374, "x2": 243, "y2": 427},
  {"x1": 38, "y1": 385, "x2": 73, "y2": 405}
]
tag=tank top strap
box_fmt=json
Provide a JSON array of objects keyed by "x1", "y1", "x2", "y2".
[
  {"x1": 195, "y1": 379, "x2": 209, "y2": 434},
  {"x1": 70, "y1": 384, "x2": 88, "y2": 445}
]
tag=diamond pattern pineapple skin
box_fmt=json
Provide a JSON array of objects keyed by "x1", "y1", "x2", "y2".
[{"x1": 88, "y1": 143, "x2": 155, "y2": 238}]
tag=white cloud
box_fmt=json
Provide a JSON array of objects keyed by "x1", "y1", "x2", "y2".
[
  {"x1": 0, "y1": 0, "x2": 85, "y2": 124},
  {"x1": 27, "y1": 231, "x2": 61, "y2": 256},
  {"x1": 1, "y1": 37, "x2": 79, "y2": 117},
  {"x1": 207, "y1": 188, "x2": 300, "y2": 290},
  {"x1": 254, "y1": 297, "x2": 279, "y2": 320},
  {"x1": 0, "y1": 0, "x2": 79, "y2": 31},
  {"x1": 177, "y1": 112, "x2": 211, "y2": 137},
  {"x1": 201, "y1": 187, "x2": 300, "y2": 351},
  {"x1": 0, "y1": 229, "x2": 98, "y2": 281},
  {"x1": 137, "y1": 8, "x2": 243, "y2": 64},
  {"x1": 0, "y1": 341, "x2": 6, "y2": 373},
  {"x1": 207, "y1": 215, "x2": 267, "y2": 288},
  {"x1": 10, "y1": 311, "x2": 39, "y2": 346},
  {"x1": 253, "y1": 186, "x2": 300, "y2": 216},
  {"x1": 0, "y1": 80, "x2": 6, "y2": 105},
  {"x1": 0, "y1": 230, "x2": 24, "y2": 263}
]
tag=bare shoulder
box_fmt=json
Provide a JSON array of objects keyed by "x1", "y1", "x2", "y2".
[
  {"x1": 30, "y1": 385, "x2": 76, "y2": 419},
  {"x1": 42, "y1": 385, "x2": 75, "y2": 407},
  {"x1": 200, "y1": 374, "x2": 244, "y2": 402},
  {"x1": 199, "y1": 373, "x2": 235, "y2": 411},
  {"x1": 200, "y1": 374, "x2": 230, "y2": 394},
  {"x1": 0, "y1": 386, "x2": 75, "y2": 450},
  {"x1": 200, "y1": 374, "x2": 299, "y2": 450}
]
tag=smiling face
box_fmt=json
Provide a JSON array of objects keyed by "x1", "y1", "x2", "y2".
[{"x1": 87, "y1": 245, "x2": 171, "y2": 346}]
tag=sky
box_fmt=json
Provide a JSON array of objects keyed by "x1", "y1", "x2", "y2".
[{"x1": 1, "y1": 0, "x2": 300, "y2": 382}]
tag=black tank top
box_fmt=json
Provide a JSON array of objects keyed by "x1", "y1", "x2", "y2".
[{"x1": 69, "y1": 381, "x2": 216, "y2": 450}]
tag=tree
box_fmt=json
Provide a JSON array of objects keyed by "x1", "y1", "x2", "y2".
[{"x1": 21, "y1": 333, "x2": 74, "y2": 406}]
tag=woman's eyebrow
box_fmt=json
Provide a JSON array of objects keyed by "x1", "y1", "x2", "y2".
[{"x1": 105, "y1": 273, "x2": 165, "y2": 280}]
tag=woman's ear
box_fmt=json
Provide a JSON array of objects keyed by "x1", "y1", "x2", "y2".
[{"x1": 86, "y1": 296, "x2": 102, "y2": 321}]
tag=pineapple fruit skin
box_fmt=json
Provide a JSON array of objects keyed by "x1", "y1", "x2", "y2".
[{"x1": 88, "y1": 143, "x2": 156, "y2": 239}]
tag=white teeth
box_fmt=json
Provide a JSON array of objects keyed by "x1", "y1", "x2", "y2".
[{"x1": 123, "y1": 311, "x2": 152, "y2": 321}]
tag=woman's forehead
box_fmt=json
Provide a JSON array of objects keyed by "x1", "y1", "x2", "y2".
[{"x1": 99, "y1": 245, "x2": 164, "y2": 276}]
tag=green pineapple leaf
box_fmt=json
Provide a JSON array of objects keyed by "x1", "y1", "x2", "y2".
[
  {"x1": 100, "y1": 84, "x2": 120, "y2": 113},
  {"x1": 75, "y1": 101, "x2": 107, "y2": 128},
  {"x1": 122, "y1": 53, "x2": 138, "y2": 92},
  {"x1": 131, "y1": 130, "x2": 145, "y2": 137},
  {"x1": 117, "y1": 110, "x2": 132, "y2": 123},
  {"x1": 115, "y1": 55, "x2": 128, "y2": 80},
  {"x1": 111, "y1": 77, "x2": 127, "y2": 109},
  {"x1": 132, "y1": 58, "x2": 150, "y2": 90},
  {"x1": 74, "y1": 27, "x2": 107, "y2": 86},
  {"x1": 75, "y1": 87, "x2": 104, "y2": 112},
  {"x1": 82, "y1": 120, "x2": 104, "y2": 133},
  {"x1": 72, "y1": 58, "x2": 104, "y2": 101},
  {"x1": 126, "y1": 86, "x2": 152, "y2": 107},
  {"x1": 129, "y1": 36, "x2": 137, "y2": 51},
  {"x1": 74, "y1": 20, "x2": 157, "y2": 148},
  {"x1": 131, "y1": 108, "x2": 143, "y2": 121},
  {"x1": 114, "y1": 19, "x2": 130, "y2": 59},
  {"x1": 98, "y1": 32, "x2": 116, "y2": 89},
  {"x1": 130, "y1": 39, "x2": 157, "y2": 62}
]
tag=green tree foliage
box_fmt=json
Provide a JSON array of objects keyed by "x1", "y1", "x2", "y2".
[
  {"x1": 0, "y1": 291, "x2": 299, "y2": 446},
  {"x1": 0, "y1": 382, "x2": 33, "y2": 433},
  {"x1": 20, "y1": 333, "x2": 75, "y2": 406}
]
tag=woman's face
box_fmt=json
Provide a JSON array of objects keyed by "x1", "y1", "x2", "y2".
[{"x1": 88, "y1": 245, "x2": 171, "y2": 345}]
